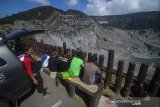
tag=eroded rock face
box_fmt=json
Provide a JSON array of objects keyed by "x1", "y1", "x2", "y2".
[
  {"x1": 100, "y1": 27, "x2": 160, "y2": 57},
  {"x1": 34, "y1": 11, "x2": 103, "y2": 51},
  {"x1": 0, "y1": 12, "x2": 103, "y2": 51},
  {"x1": 1, "y1": 12, "x2": 160, "y2": 55},
  {"x1": 0, "y1": 10, "x2": 160, "y2": 77}
]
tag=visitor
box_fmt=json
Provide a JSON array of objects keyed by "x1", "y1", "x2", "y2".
[
  {"x1": 61, "y1": 50, "x2": 84, "y2": 79},
  {"x1": 58, "y1": 52, "x2": 71, "y2": 72},
  {"x1": 48, "y1": 52, "x2": 58, "y2": 72},
  {"x1": 82, "y1": 56, "x2": 101, "y2": 85},
  {"x1": 19, "y1": 46, "x2": 51, "y2": 98},
  {"x1": 41, "y1": 52, "x2": 50, "y2": 68}
]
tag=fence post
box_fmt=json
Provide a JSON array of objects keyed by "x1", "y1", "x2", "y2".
[
  {"x1": 40, "y1": 39, "x2": 44, "y2": 44},
  {"x1": 55, "y1": 46, "x2": 58, "y2": 53},
  {"x1": 93, "y1": 53, "x2": 98, "y2": 65},
  {"x1": 57, "y1": 46, "x2": 62, "y2": 56},
  {"x1": 52, "y1": 46, "x2": 55, "y2": 52},
  {"x1": 122, "y1": 62, "x2": 136, "y2": 97},
  {"x1": 63, "y1": 42, "x2": 67, "y2": 54},
  {"x1": 59, "y1": 47, "x2": 63, "y2": 56},
  {"x1": 98, "y1": 55, "x2": 104, "y2": 70},
  {"x1": 137, "y1": 63, "x2": 149, "y2": 85},
  {"x1": 114, "y1": 60, "x2": 124, "y2": 94},
  {"x1": 70, "y1": 49, "x2": 73, "y2": 57},
  {"x1": 104, "y1": 49, "x2": 114, "y2": 89},
  {"x1": 88, "y1": 52, "x2": 92, "y2": 62},
  {"x1": 149, "y1": 66, "x2": 160, "y2": 96},
  {"x1": 71, "y1": 49, "x2": 76, "y2": 58},
  {"x1": 68, "y1": 49, "x2": 72, "y2": 58}
]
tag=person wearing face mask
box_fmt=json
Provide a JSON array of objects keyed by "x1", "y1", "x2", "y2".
[{"x1": 18, "y1": 45, "x2": 51, "y2": 98}]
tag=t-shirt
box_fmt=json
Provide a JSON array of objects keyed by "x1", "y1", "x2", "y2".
[
  {"x1": 82, "y1": 63, "x2": 101, "y2": 85},
  {"x1": 68, "y1": 57, "x2": 84, "y2": 77}
]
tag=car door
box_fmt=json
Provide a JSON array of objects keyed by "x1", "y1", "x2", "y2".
[{"x1": 0, "y1": 44, "x2": 32, "y2": 100}]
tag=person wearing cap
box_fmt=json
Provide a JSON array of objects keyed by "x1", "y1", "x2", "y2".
[{"x1": 82, "y1": 56, "x2": 101, "y2": 85}]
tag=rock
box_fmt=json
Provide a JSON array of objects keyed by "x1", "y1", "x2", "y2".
[{"x1": 0, "y1": 9, "x2": 160, "y2": 80}]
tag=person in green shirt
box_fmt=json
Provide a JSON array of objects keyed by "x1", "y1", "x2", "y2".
[{"x1": 61, "y1": 51, "x2": 84, "y2": 79}]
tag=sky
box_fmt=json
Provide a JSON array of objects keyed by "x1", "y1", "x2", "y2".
[{"x1": 0, "y1": 0, "x2": 160, "y2": 18}]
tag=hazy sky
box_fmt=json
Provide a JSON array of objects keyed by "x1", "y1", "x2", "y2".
[{"x1": 0, "y1": 0, "x2": 160, "y2": 18}]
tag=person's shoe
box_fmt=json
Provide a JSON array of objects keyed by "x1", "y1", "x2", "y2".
[
  {"x1": 47, "y1": 91, "x2": 53, "y2": 95},
  {"x1": 43, "y1": 91, "x2": 53, "y2": 98},
  {"x1": 43, "y1": 94, "x2": 49, "y2": 98},
  {"x1": 44, "y1": 87, "x2": 48, "y2": 91}
]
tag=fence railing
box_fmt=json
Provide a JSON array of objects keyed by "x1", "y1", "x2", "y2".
[{"x1": 24, "y1": 38, "x2": 160, "y2": 97}]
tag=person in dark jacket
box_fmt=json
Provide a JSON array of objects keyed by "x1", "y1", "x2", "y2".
[
  {"x1": 58, "y1": 53, "x2": 71, "y2": 72},
  {"x1": 48, "y1": 52, "x2": 58, "y2": 72}
]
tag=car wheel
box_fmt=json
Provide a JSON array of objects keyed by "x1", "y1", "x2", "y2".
[{"x1": 0, "y1": 99, "x2": 11, "y2": 107}]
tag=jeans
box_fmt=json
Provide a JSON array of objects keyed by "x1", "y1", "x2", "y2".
[
  {"x1": 95, "y1": 74, "x2": 101, "y2": 84},
  {"x1": 32, "y1": 61, "x2": 47, "y2": 96}
]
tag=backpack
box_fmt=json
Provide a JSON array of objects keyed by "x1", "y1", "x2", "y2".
[{"x1": 41, "y1": 54, "x2": 50, "y2": 68}]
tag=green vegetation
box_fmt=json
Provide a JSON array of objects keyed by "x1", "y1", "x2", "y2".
[{"x1": 0, "y1": 6, "x2": 63, "y2": 25}]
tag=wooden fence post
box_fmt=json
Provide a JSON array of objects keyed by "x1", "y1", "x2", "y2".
[
  {"x1": 52, "y1": 46, "x2": 55, "y2": 52},
  {"x1": 98, "y1": 55, "x2": 105, "y2": 82},
  {"x1": 63, "y1": 42, "x2": 67, "y2": 55},
  {"x1": 114, "y1": 60, "x2": 124, "y2": 93},
  {"x1": 71, "y1": 49, "x2": 76, "y2": 58},
  {"x1": 68, "y1": 49, "x2": 72, "y2": 58},
  {"x1": 98, "y1": 55, "x2": 104, "y2": 70},
  {"x1": 88, "y1": 53, "x2": 92, "y2": 62},
  {"x1": 122, "y1": 62, "x2": 136, "y2": 97},
  {"x1": 54, "y1": 46, "x2": 57, "y2": 53},
  {"x1": 70, "y1": 49, "x2": 73, "y2": 57},
  {"x1": 137, "y1": 63, "x2": 149, "y2": 85},
  {"x1": 57, "y1": 46, "x2": 61, "y2": 56},
  {"x1": 40, "y1": 39, "x2": 43, "y2": 43},
  {"x1": 93, "y1": 53, "x2": 98, "y2": 65},
  {"x1": 59, "y1": 47, "x2": 63, "y2": 56},
  {"x1": 104, "y1": 49, "x2": 114, "y2": 89},
  {"x1": 57, "y1": 46, "x2": 59, "y2": 53},
  {"x1": 149, "y1": 66, "x2": 160, "y2": 96}
]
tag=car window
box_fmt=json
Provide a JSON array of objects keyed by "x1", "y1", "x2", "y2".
[{"x1": 0, "y1": 58, "x2": 6, "y2": 67}]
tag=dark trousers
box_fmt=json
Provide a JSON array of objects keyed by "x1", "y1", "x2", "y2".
[
  {"x1": 95, "y1": 74, "x2": 101, "y2": 84},
  {"x1": 32, "y1": 61, "x2": 47, "y2": 96}
]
